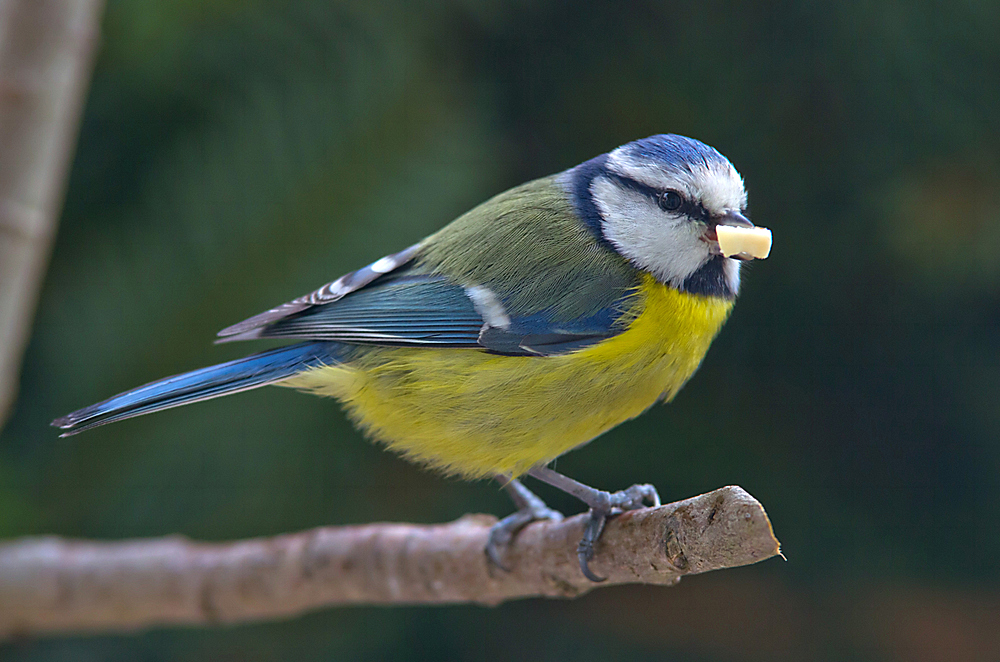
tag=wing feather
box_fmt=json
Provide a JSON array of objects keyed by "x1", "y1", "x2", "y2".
[
  {"x1": 216, "y1": 243, "x2": 421, "y2": 341},
  {"x1": 216, "y1": 266, "x2": 631, "y2": 355}
]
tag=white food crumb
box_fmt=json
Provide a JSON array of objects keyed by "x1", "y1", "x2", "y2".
[{"x1": 716, "y1": 225, "x2": 772, "y2": 259}]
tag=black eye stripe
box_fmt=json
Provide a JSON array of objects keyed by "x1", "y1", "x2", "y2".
[{"x1": 601, "y1": 172, "x2": 709, "y2": 222}]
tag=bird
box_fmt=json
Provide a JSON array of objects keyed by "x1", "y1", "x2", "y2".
[{"x1": 53, "y1": 134, "x2": 765, "y2": 581}]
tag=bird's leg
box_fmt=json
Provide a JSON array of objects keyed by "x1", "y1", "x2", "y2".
[
  {"x1": 485, "y1": 475, "x2": 564, "y2": 571},
  {"x1": 527, "y1": 466, "x2": 660, "y2": 582}
]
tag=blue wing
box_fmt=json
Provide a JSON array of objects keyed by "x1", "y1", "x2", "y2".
[
  {"x1": 217, "y1": 243, "x2": 422, "y2": 339},
  {"x1": 217, "y1": 248, "x2": 632, "y2": 356},
  {"x1": 256, "y1": 275, "x2": 486, "y2": 346}
]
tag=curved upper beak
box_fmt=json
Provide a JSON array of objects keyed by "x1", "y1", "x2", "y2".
[{"x1": 714, "y1": 211, "x2": 754, "y2": 228}]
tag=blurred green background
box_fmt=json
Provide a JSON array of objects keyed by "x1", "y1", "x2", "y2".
[{"x1": 3, "y1": 0, "x2": 1000, "y2": 660}]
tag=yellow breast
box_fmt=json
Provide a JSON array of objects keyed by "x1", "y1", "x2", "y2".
[{"x1": 283, "y1": 274, "x2": 734, "y2": 478}]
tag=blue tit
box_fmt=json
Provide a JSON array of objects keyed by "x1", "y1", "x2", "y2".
[{"x1": 54, "y1": 134, "x2": 766, "y2": 580}]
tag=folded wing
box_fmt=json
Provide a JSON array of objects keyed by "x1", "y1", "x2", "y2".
[{"x1": 217, "y1": 248, "x2": 631, "y2": 357}]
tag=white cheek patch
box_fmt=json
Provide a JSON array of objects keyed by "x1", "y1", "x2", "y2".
[{"x1": 592, "y1": 176, "x2": 711, "y2": 288}]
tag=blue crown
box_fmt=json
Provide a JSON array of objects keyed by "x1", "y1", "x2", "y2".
[{"x1": 620, "y1": 134, "x2": 729, "y2": 171}]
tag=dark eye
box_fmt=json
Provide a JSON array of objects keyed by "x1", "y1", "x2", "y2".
[{"x1": 657, "y1": 190, "x2": 683, "y2": 212}]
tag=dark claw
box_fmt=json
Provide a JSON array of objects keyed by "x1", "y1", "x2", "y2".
[
  {"x1": 576, "y1": 485, "x2": 658, "y2": 582},
  {"x1": 486, "y1": 492, "x2": 563, "y2": 572},
  {"x1": 578, "y1": 547, "x2": 605, "y2": 582},
  {"x1": 521, "y1": 468, "x2": 662, "y2": 583},
  {"x1": 485, "y1": 520, "x2": 516, "y2": 571},
  {"x1": 577, "y1": 509, "x2": 609, "y2": 582}
]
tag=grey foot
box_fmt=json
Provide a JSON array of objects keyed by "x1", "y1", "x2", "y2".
[
  {"x1": 527, "y1": 467, "x2": 660, "y2": 582},
  {"x1": 486, "y1": 477, "x2": 563, "y2": 571}
]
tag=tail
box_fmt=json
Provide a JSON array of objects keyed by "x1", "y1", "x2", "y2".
[{"x1": 52, "y1": 342, "x2": 338, "y2": 436}]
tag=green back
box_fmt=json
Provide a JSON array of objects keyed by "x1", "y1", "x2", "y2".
[{"x1": 415, "y1": 176, "x2": 639, "y2": 321}]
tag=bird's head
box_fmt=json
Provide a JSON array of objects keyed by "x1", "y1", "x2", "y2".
[{"x1": 564, "y1": 134, "x2": 751, "y2": 299}]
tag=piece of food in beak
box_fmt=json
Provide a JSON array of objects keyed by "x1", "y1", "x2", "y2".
[{"x1": 716, "y1": 224, "x2": 772, "y2": 259}]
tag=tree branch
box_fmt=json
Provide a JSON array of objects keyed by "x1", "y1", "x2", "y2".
[
  {"x1": 0, "y1": 0, "x2": 105, "y2": 428},
  {"x1": 0, "y1": 485, "x2": 779, "y2": 640}
]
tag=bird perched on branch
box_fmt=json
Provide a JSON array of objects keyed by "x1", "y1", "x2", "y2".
[{"x1": 54, "y1": 134, "x2": 768, "y2": 581}]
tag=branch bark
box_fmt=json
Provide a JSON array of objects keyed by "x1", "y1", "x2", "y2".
[
  {"x1": 0, "y1": 0, "x2": 105, "y2": 428},
  {"x1": 0, "y1": 485, "x2": 780, "y2": 640}
]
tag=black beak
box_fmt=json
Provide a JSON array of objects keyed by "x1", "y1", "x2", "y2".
[{"x1": 714, "y1": 211, "x2": 754, "y2": 228}]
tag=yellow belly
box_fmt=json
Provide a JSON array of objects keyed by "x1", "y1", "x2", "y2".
[{"x1": 283, "y1": 274, "x2": 733, "y2": 479}]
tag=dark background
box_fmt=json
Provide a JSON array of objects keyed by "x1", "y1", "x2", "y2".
[{"x1": 3, "y1": 1, "x2": 1000, "y2": 660}]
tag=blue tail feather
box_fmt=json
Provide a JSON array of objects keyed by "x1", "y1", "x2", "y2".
[{"x1": 52, "y1": 342, "x2": 339, "y2": 436}]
